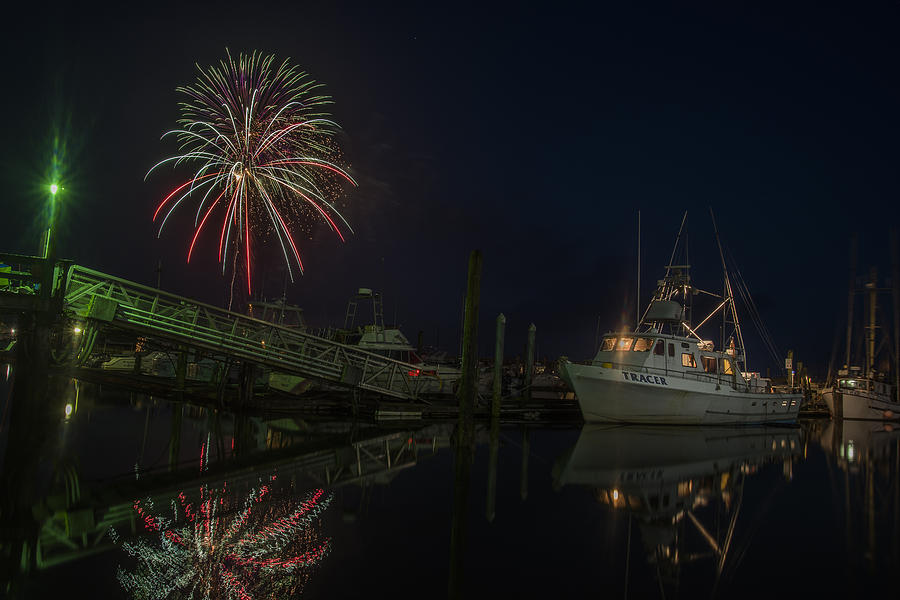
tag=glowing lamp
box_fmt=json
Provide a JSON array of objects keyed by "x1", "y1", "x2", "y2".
[{"x1": 50, "y1": 183, "x2": 59, "y2": 195}]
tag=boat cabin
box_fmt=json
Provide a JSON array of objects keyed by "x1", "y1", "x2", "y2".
[
  {"x1": 837, "y1": 377, "x2": 892, "y2": 396},
  {"x1": 593, "y1": 333, "x2": 739, "y2": 379}
]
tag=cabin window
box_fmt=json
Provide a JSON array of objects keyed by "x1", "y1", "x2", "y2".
[
  {"x1": 600, "y1": 337, "x2": 617, "y2": 352},
  {"x1": 839, "y1": 379, "x2": 859, "y2": 390},
  {"x1": 668, "y1": 343, "x2": 675, "y2": 357},
  {"x1": 721, "y1": 358, "x2": 734, "y2": 375},
  {"x1": 701, "y1": 356, "x2": 717, "y2": 373},
  {"x1": 633, "y1": 337, "x2": 654, "y2": 352},
  {"x1": 654, "y1": 340, "x2": 665, "y2": 355},
  {"x1": 682, "y1": 353, "x2": 697, "y2": 368},
  {"x1": 616, "y1": 337, "x2": 634, "y2": 351}
]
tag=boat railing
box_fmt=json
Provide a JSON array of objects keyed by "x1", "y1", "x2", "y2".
[{"x1": 589, "y1": 359, "x2": 760, "y2": 392}]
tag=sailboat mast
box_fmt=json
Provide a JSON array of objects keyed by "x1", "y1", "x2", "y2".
[
  {"x1": 845, "y1": 233, "x2": 857, "y2": 369},
  {"x1": 866, "y1": 267, "x2": 877, "y2": 378}
]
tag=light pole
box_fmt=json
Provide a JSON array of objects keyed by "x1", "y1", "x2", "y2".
[{"x1": 42, "y1": 183, "x2": 62, "y2": 260}]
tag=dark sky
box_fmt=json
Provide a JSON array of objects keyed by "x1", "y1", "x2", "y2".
[{"x1": 2, "y1": 0, "x2": 900, "y2": 376}]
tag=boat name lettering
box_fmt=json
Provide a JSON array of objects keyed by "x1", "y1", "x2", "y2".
[{"x1": 622, "y1": 371, "x2": 668, "y2": 386}]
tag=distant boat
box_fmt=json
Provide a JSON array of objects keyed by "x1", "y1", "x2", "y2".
[
  {"x1": 821, "y1": 264, "x2": 898, "y2": 420},
  {"x1": 559, "y1": 211, "x2": 801, "y2": 425},
  {"x1": 330, "y1": 288, "x2": 462, "y2": 395}
]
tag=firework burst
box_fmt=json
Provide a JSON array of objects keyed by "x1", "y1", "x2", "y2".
[
  {"x1": 115, "y1": 477, "x2": 333, "y2": 599},
  {"x1": 148, "y1": 50, "x2": 355, "y2": 296}
]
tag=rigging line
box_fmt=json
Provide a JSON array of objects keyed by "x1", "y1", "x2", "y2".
[
  {"x1": 732, "y1": 273, "x2": 779, "y2": 367},
  {"x1": 729, "y1": 255, "x2": 783, "y2": 366},
  {"x1": 724, "y1": 246, "x2": 779, "y2": 362},
  {"x1": 665, "y1": 211, "x2": 689, "y2": 279}
]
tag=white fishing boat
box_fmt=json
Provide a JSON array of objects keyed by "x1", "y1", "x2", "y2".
[
  {"x1": 559, "y1": 212, "x2": 802, "y2": 425},
  {"x1": 821, "y1": 266, "x2": 898, "y2": 420}
]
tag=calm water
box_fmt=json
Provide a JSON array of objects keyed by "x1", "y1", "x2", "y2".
[{"x1": 1, "y1": 376, "x2": 898, "y2": 598}]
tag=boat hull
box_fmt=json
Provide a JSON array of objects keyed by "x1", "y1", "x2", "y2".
[
  {"x1": 560, "y1": 361, "x2": 801, "y2": 425},
  {"x1": 821, "y1": 388, "x2": 900, "y2": 420}
]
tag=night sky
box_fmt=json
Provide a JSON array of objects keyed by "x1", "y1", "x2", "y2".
[{"x1": 2, "y1": 1, "x2": 900, "y2": 376}]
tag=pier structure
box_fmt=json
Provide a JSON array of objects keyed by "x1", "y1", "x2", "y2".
[{"x1": 0, "y1": 254, "x2": 442, "y2": 402}]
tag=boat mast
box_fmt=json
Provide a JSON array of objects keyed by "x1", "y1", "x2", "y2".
[
  {"x1": 636, "y1": 210, "x2": 641, "y2": 331},
  {"x1": 845, "y1": 233, "x2": 857, "y2": 370},
  {"x1": 709, "y1": 208, "x2": 746, "y2": 369},
  {"x1": 892, "y1": 230, "x2": 900, "y2": 400},
  {"x1": 866, "y1": 267, "x2": 877, "y2": 379}
]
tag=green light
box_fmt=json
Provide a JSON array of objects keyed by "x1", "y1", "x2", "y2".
[{"x1": 50, "y1": 183, "x2": 59, "y2": 195}]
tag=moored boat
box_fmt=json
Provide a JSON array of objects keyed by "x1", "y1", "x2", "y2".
[{"x1": 559, "y1": 212, "x2": 801, "y2": 425}]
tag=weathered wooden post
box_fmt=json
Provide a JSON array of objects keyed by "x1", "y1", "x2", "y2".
[
  {"x1": 485, "y1": 313, "x2": 505, "y2": 523},
  {"x1": 520, "y1": 426, "x2": 530, "y2": 501},
  {"x1": 457, "y1": 250, "x2": 482, "y2": 436},
  {"x1": 175, "y1": 347, "x2": 188, "y2": 391},
  {"x1": 449, "y1": 250, "x2": 481, "y2": 599},
  {"x1": 237, "y1": 361, "x2": 255, "y2": 407},
  {"x1": 492, "y1": 314, "x2": 506, "y2": 420},
  {"x1": 524, "y1": 323, "x2": 536, "y2": 404},
  {"x1": 486, "y1": 427, "x2": 499, "y2": 524}
]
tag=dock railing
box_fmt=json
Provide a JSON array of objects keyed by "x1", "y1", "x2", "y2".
[{"x1": 56, "y1": 264, "x2": 440, "y2": 401}]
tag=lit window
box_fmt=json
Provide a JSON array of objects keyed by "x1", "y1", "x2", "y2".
[
  {"x1": 701, "y1": 356, "x2": 717, "y2": 373},
  {"x1": 600, "y1": 337, "x2": 617, "y2": 352},
  {"x1": 633, "y1": 337, "x2": 654, "y2": 352},
  {"x1": 682, "y1": 353, "x2": 697, "y2": 368},
  {"x1": 616, "y1": 337, "x2": 634, "y2": 351},
  {"x1": 721, "y1": 358, "x2": 733, "y2": 375}
]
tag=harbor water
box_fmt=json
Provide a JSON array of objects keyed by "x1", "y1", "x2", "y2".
[{"x1": 1, "y1": 377, "x2": 898, "y2": 598}]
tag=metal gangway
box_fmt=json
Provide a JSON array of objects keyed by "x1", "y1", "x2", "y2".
[{"x1": 1, "y1": 254, "x2": 442, "y2": 400}]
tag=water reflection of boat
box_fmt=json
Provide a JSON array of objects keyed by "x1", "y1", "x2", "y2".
[
  {"x1": 816, "y1": 418, "x2": 900, "y2": 469},
  {"x1": 555, "y1": 425, "x2": 800, "y2": 591},
  {"x1": 809, "y1": 418, "x2": 900, "y2": 574}
]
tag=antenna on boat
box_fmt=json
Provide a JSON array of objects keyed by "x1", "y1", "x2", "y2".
[
  {"x1": 709, "y1": 207, "x2": 746, "y2": 370},
  {"x1": 636, "y1": 210, "x2": 641, "y2": 330}
]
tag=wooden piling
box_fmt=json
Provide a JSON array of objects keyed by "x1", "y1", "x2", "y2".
[
  {"x1": 175, "y1": 347, "x2": 187, "y2": 391},
  {"x1": 486, "y1": 313, "x2": 505, "y2": 523},
  {"x1": 457, "y1": 250, "x2": 482, "y2": 436},
  {"x1": 520, "y1": 426, "x2": 530, "y2": 501},
  {"x1": 486, "y1": 425, "x2": 499, "y2": 523},
  {"x1": 524, "y1": 323, "x2": 536, "y2": 403},
  {"x1": 449, "y1": 250, "x2": 481, "y2": 600},
  {"x1": 492, "y1": 314, "x2": 506, "y2": 420}
]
